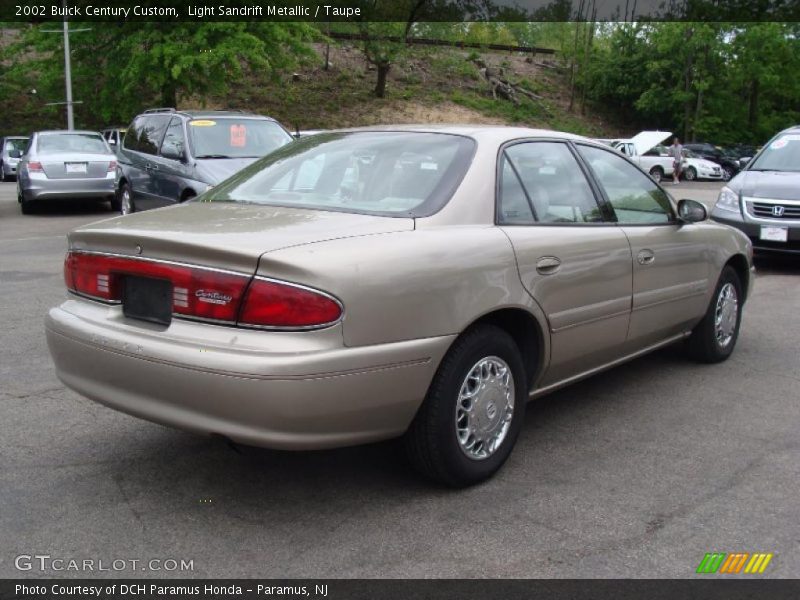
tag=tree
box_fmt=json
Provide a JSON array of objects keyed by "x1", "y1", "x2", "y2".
[{"x1": 2, "y1": 22, "x2": 315, "y2": 128}]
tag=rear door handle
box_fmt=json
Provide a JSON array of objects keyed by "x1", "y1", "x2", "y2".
[
  {"x1": 145, "y1": 163, "x2": 159, "y2": 171},
  {"x1": 637, "y1": 249, "x2": 655, "y2": 265},
  {"x1": 536, "y1": 256, "x2": 561, "y2": 275}
]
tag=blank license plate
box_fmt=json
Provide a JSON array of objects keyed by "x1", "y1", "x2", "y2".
[
  {"x1": 760, "y1": 226, "x2": 788, "y2": 242},
  {"x1": 65, "y1": 162, "x2": 87, "y2": 174},
  {"x1": 122, "y1": 276, "x2": 172, "y2": 326}
]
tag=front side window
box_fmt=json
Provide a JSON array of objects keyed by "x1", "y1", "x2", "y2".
[
  {"x1": 187, "y1": 118, "x2": 292, "y2": 159},
  {"x1": 160, "y1": 118, "x2": 186, "y2": 158},
  {"x1": 499, "y1": 141, "x2": 603, "y2": 224},
  {"x1": 203, "y1": 132, "x2": 475, "y2": 217},
  {"x1": 578, "y1": 144, "x2": 674, "y2": 224},
  {"x1": 37, "y1": 133, "x2": 108, "y2": 155}
]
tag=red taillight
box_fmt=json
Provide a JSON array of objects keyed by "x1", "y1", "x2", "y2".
[
  {"x1": 63, "y1": 251, "x2": 342, "y2": 329},
  {"x1": 63, "y1": 251, "x2": 249, "y2": 321},
  {"x1": 28, "y1": 161, "x2": 43, "y2": 172},
  {"x1": 108, "y1": 160, "x2": 117, "y2": 172},
  {"x1": 239, "y1": 278, "x2": 342, "y2": 328}
]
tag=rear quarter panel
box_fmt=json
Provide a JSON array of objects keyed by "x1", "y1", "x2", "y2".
[{"x1": 254, "y1": 227, "x2": 550, "y2": 351}]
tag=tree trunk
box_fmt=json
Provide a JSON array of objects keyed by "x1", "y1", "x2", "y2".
[
  {"x1": 161, "y1": 84, "x2": 177, "y2": 108},
  {"x1": 748, "y1": 78, "x2": 759, "y2": 131},
  {"x1": 568, "y1": 0, "x2": 586, "y2": 113},
  {"x1": 693, "y1": 88, "x2": 703, "y2": 142},
  {"x1": 682, "y1": 27, "x2": 694, "y2": 141},
  {"x1": 375, "y1": 63, "x2": 390, "y2": 98}
]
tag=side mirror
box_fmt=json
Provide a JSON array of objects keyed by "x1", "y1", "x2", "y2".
[
  {"x1": 160, "y1": 142, "x2": 184, "y2": 161},
  {"x1": 9, "y1": 149, "x2": 22, "y2": 158},
  {"x1": 739, "y1": 157, "x2": 751, "y2": 167},
  {"x1": 677, "y1": 198, "x2": 707, "y2": 223}
]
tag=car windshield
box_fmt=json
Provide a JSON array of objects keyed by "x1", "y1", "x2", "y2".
[
  {"x1": 187, "y1": 118, "x2": 292, "y2": 159},
  {"x1": 5, "y1": 138, "x2": 28, "y2": 153},
  {"x1": 37, "y1": 133, "x2": 108, "y2": 155},
  {"x1": 202, "y1": 132, "x2": 476, "y2": 217},
  {"x1": 749, "y1": 134, "x2": 800, "y2": 172}
]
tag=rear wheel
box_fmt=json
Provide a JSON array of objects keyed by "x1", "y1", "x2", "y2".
[
  {"x1": 0, "y1": 162, "x2": 8, "y2": 182},
  {"x1": 404, "y1": 324, "x2": 527, "y2": 487},
  {"x1": 722, "y1": 165, "x2": 734, "y2": 181},
  {"x1": 18, "y1": 183, "x2": 34, "y2": 214},
  {"x1": 684, "y1": 166, "x2": 697, "y2": 181},
  {"x1": 118, "y1": 182, "x2": 135, "y2": 215},
  {"x1": 649, "y1": 166, "x2": 664, "y2": 183},
  {"x1": 685, "y1": 266, "x2": 742, "y2": 363}
]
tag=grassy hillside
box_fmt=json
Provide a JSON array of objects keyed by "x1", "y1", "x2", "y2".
[
  {"x1": 208, "y1": 43, "x2": 621, "y2": 136},
  {"x1": 1, "y1": 36, "x2": 623, "y2": 137}
]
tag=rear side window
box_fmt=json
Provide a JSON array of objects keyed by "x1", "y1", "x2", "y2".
[
  {"x1": 123, "y1": 115, "x2": 170, "y2": 155},
  {"x1": 499, "y1": 141, "x2": 603, "y2": 224},
  {"x1": 578, "y1": 144, "x2": 673, "y2": 224}
]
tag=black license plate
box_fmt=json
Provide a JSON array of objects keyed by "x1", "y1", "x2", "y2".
[{"x1": 122, "y1": 276, "x2": 172, "y2": 326}]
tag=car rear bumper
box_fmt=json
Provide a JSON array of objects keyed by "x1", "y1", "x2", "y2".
[
  {"x1": 22, "y1": 176, "x2": 115, "y2": 201},
  {"x1": 711, "y1": 211, "x2": 800, "y2": 255},
  {"x1": 45, "y1": 299, "x2": 452, "y2": 450}
]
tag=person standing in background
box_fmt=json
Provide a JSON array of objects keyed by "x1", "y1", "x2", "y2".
[{"x1": 668, "y1": 137, "x2": 684, "y2": 184}]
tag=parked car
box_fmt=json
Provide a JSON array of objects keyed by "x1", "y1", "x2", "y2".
[
  {"x1": 1, "y1": 135, "x2": 30, "y2": 181},
  {"x1": 610, "y1": 131, "x2": 674, "y2": 183},
  {"x1": 681, "y1": 149, "x2": 724, "y2": 181},
  {"x1": 17, "y1": 130, "x2": 117, "y2": 214},
  {"x1": 711, "y1": 125, "x2": 800, "y2": 256},
  {"x1": 115, "y1": 108, "x2": 293, "y2": 214},
  {"x1": 101, "y1": 126, "x2": 127, "y2": 156},
  {"x1": 684, "y1": 142, "x2": 740, "y2": 181},
  {"x1": 46, "y1": 126, "x2": 753, "y2": 486}
]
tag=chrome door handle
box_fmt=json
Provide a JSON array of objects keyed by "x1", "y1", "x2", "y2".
[
  {"x1": 637, "y1": 250, "x2": 655, "y2": 265},
  {"x1": 536, "y1": 256, "x2": 561, "y2": 275}
]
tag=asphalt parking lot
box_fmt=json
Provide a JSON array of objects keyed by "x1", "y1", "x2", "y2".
[{"x1": 1, "y1": 180, "x2": 798, "y2": 579}]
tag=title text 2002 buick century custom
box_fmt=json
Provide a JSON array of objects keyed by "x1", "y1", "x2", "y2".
[{"x1": 46, "y1": 127, "x2": 753, "y2": 486}]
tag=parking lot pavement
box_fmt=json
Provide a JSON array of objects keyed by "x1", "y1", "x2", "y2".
[{"x1": 1, "y1": 181, "x2": 798, "y2": 579}]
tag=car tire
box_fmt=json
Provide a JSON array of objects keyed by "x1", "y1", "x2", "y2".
[
  {"x1": 649, "y1": 166, "x2": 664, "y2": 183},
  {"x1": 684, "y1": 167, "x2": 697, "y2": 181},
  {"x1": 20, "y1": 198, "x2": 35, "y2": 214},
  {"x1": 0, "y1": 162, "x2": 7, "y2": 182},
  {"x1": 685, "y1": 266, "x2": 742, "y2": 363},
  {"x1": 722, "y1": 165, "x2": 734, "y2": 181},
  {"x1": 117, "y1": 182, "x2": 135, "y2": 215},
  {"x1": 404, "y1": 324, "x2": 527, "y2": 487}
]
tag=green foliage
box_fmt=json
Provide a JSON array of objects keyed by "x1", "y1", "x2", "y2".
[{"x1": 1, "y1": 22, "x2": 315, "y2": 130}]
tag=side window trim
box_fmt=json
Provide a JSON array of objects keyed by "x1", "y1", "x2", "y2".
[
  {"x1": 574, "y1": 142, "x2": 678, "y2": 225},
  {"x1": 502, "y1": 151, "x2": 539, "y2": 222},
  {"x1": 495, "y1": 138, "x2": 611, "y2": 226}
]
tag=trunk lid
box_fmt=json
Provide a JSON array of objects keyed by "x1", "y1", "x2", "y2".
[
  {"x1": 630, "y1": 131, "x2": 672, "y2": 156},
  {"x1": 68, "y1": 202, "x2": 414, "y2": 273},
  {"x1": 41, "y1": 153, "x2": 115, "y2": 179}
]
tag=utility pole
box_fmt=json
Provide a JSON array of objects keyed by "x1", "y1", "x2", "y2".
[
  {"x1": 42, "y1": 1, "x2": 88, "y2": 129},
  {"x1": 62, "y1": 9, "x2": 74, "y2": 129}
]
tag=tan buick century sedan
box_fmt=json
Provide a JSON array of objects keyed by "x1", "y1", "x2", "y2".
[{"x1": 46, "y1": 127, "x2": 753, "y2": 486}]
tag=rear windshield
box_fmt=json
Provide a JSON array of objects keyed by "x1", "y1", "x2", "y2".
[
  {"x1": 201, "y1": 132, "x2": 476, "y2": 217},
  {"x1": 37, "y1": 133, "x2": 108, "y2": 155},
  {"x1": 188, "y1": 118, "x2": 292, "y2": 159},
  {"x1": 5, "y1": 138, "x2": 28, "y2": 153},
  {"x1": 749, "y1": 133, "x2": 800, "y2": 172}
]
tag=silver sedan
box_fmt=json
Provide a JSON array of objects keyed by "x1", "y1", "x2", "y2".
[{"x1": 17, "y1": 130, "x2": 117, "y2": 214}]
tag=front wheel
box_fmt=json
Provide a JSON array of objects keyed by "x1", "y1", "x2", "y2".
[
  {"x1": 685, "y1": 266, "x2": 742, "y2": 363},
  {"x1": 722, "y1": 165, "x2": 734, "y2": 181},
  {"x1": 404, "y1": 324, "x2": 527, "y2": 487},
  {"x1": 684, "y1": 166, "x2": 697, "y2": 181},
  {"x1": 649, "y1": 166, "x2": 664, "y2": 183}
]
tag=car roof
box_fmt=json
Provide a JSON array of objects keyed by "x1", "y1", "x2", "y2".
[
  {"x1": 3, "y1": 135, "x2": 29, "y2": 139},
  {"x1": 35, "y1": 130, "x2": 104, "y2": 135},
  {"x1": 145, "y1": 109, "x2": 278, "y2": 121},
  {"x1": 778, "y1": 125, "x2": 800, "y2": 135},
  {"x1": 311, "y1": 124, "x2": 596, "y2": 145}
]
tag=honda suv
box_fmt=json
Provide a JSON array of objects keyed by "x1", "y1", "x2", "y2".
[
  {"x1": 115, "y1": 108, "x2": 293, "y2": 214},
  {"x1": 711, "y1": 125, "x2": 800, "y2": 256}
]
